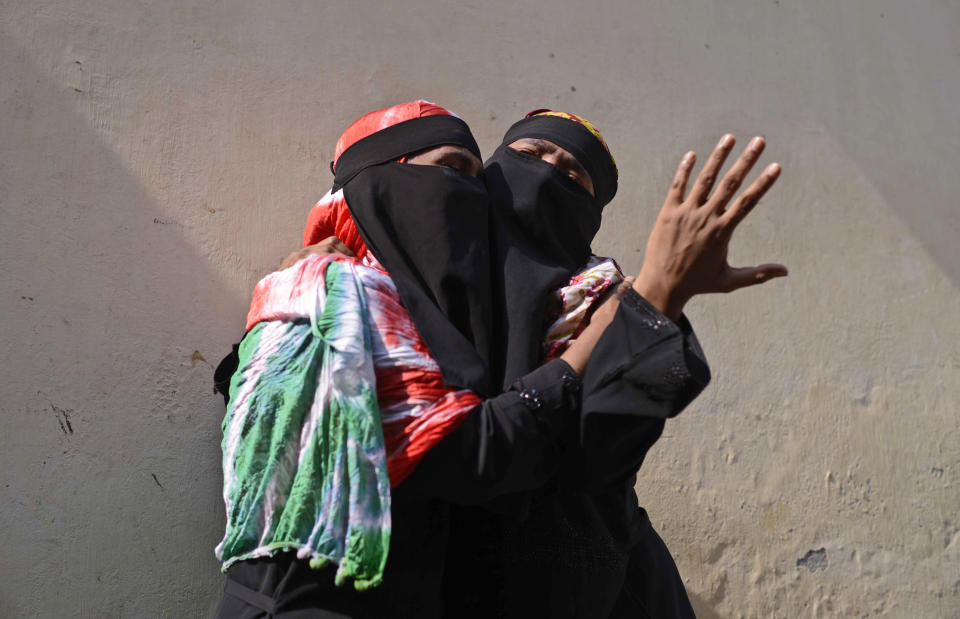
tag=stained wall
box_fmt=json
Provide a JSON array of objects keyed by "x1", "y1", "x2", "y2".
[{"x1": 1, "y1": 1, "x2": 957, "y2": 616}]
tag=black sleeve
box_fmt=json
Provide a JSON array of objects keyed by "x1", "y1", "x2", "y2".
[
  {"x1": 403, "y1": 358, "x2": 582, "y2": 505},
  {"x1": 213, "y1": 342, "x2": 241, "y2": 407},
  {"x1": 213, "y1": 342, "x2": 582, "y2": 506},
  {"x1": 576, "y1": 288, "x2": 711, "y2": 488}
]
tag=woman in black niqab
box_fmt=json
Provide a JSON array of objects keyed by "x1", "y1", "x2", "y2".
[
  {"x1": 483, "y1": 110, "x2": 619, "y2": 389},
  {"x1": 333, "y1": 112, "x2": 497, "y2": 396}
]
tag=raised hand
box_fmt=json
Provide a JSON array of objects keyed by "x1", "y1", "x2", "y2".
[{"x1": 633, "y1": 134, "x2": 787, "y2": 321}]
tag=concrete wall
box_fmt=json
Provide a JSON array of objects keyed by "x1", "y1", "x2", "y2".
[{"x1": 1, "y1": 1, "x2": 957, "y2": 616}]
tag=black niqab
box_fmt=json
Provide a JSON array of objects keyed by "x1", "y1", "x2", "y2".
[
  {"x1": 485, "y1": 114, "x2": 617, "y2": 389},
  {"x1": 335, "y1": 116, "x2": 495, "y2": 396}
]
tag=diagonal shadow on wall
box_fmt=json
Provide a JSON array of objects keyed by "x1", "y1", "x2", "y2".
[{"x1": 0, "y1": 27, "x2": 244, "y2": 618}]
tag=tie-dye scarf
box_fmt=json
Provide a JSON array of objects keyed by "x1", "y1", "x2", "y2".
[{"x1": 216, "y1": 252, "x2": 485, "y2": 589}]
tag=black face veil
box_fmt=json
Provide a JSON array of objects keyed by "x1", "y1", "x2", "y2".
[
  {"x1": 333, "y1": 114, "x2": 496, "y2": 396},
  {"x1": 484, "y1": 113, "x2": 618, "y2": 389}
]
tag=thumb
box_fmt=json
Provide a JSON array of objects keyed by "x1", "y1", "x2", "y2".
[
  {"x1": 724, "y1": 263, "x2": 788, "y2": 291},
  {"x1": 615, "y1": 276, "x2": 636, "y2": 296},
  {"x1": 588, "y1": 276, "x2": 635, "y2": 324}
]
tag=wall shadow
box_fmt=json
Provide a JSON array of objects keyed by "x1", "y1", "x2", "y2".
[{"x1": 0, "y1": 26, "x2": 242, "y2": 618}]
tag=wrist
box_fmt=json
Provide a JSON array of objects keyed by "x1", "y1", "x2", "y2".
[{"x1": 632, "y1": 269, "x2": 685, "y2": 322}]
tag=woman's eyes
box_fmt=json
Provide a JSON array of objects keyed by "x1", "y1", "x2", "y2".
[
  {"x1": 559, "y1": 167, "x2": 583, "y2": 184},
  {"x1": 437, "y1": 159, "x2": 468, "y2": 174},
  {"x1": 510, "y1": 145, "x2": 584, "y2": 186}
]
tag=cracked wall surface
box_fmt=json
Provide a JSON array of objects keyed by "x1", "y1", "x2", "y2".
[{"x1": 1, "y1": 1, "x2": 957, "y2": 617}]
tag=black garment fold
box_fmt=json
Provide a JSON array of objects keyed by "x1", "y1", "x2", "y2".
[{"x1": 442, "y1": 291, "x2": 711, "y2": 619}]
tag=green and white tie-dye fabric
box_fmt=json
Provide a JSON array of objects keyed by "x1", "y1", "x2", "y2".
[{"x1": 216, "y1": 259, "x2": 391, "y2": 591}]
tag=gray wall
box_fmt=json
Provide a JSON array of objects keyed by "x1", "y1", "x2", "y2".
[{"x1": 1, "y1": 1, "x2": 957, "y2": 616}]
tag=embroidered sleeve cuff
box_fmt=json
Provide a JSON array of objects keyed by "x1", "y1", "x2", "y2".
[
  {"x1": 510, "y1": 358, "x2": 582, "y2": 440},
  {"x1": 622, "y1": 287, "x2": 698, "y2": 338},
  {"x1": 581, "y1": 288, "x2": 711, "y2": 420}
]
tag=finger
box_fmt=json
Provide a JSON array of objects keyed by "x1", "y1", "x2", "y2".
[
  {"x1": 689, "y1": 134, "x2": 735, "y2": 205},
  {"x1": 279, "y1": 249, "x2": 305, "y2": 270},
  {"x1": 667, "y1": 152, "x2": 696, "y2": 204},
  {"x1": 611, "y1": 276, "x2": 636, "y2": 299},
  {"x1": 708, "y1": 136, "x2": 765, "y2": 213},
  {"x1": 589, "y1": 276, "x2": 637, "y2": 324},
  {"x1": 312, "y1": 237, "x2": 348, "y2": 256},
  {"x1": 723, "y1": 263, "x2": 788, "y2": 292},
  {"x1": 600, "y1": 276, "x2": 634, "y2": 304},
  {"x1": 721, "y1": 162, "x2": 781, "y2": 228},
  {"x1": 333, "y1": 239, "x2": 355, "y2": 257}
]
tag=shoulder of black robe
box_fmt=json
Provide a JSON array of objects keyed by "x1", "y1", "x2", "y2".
[{"x1": 335, "y1": 115, "x2": 495, "y2": 395}]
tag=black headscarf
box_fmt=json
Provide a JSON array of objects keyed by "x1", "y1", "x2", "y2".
[
  {"x1": 334, "y1": 114, "x2": 496, "y2": 396},
  {"x1": 485, "y1": 112, "x2": 619, "y2": 389}
]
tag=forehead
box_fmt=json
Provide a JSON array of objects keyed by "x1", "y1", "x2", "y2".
[
  {"x1": 406, "y1": 143, "x2": 484, "y2": 177},
  {"x1": 411, "y1": 143, "x2": 481, "y2": 162},
  {"x1": 420, "y1": 144, "x2": 477, "y2": 157}
]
